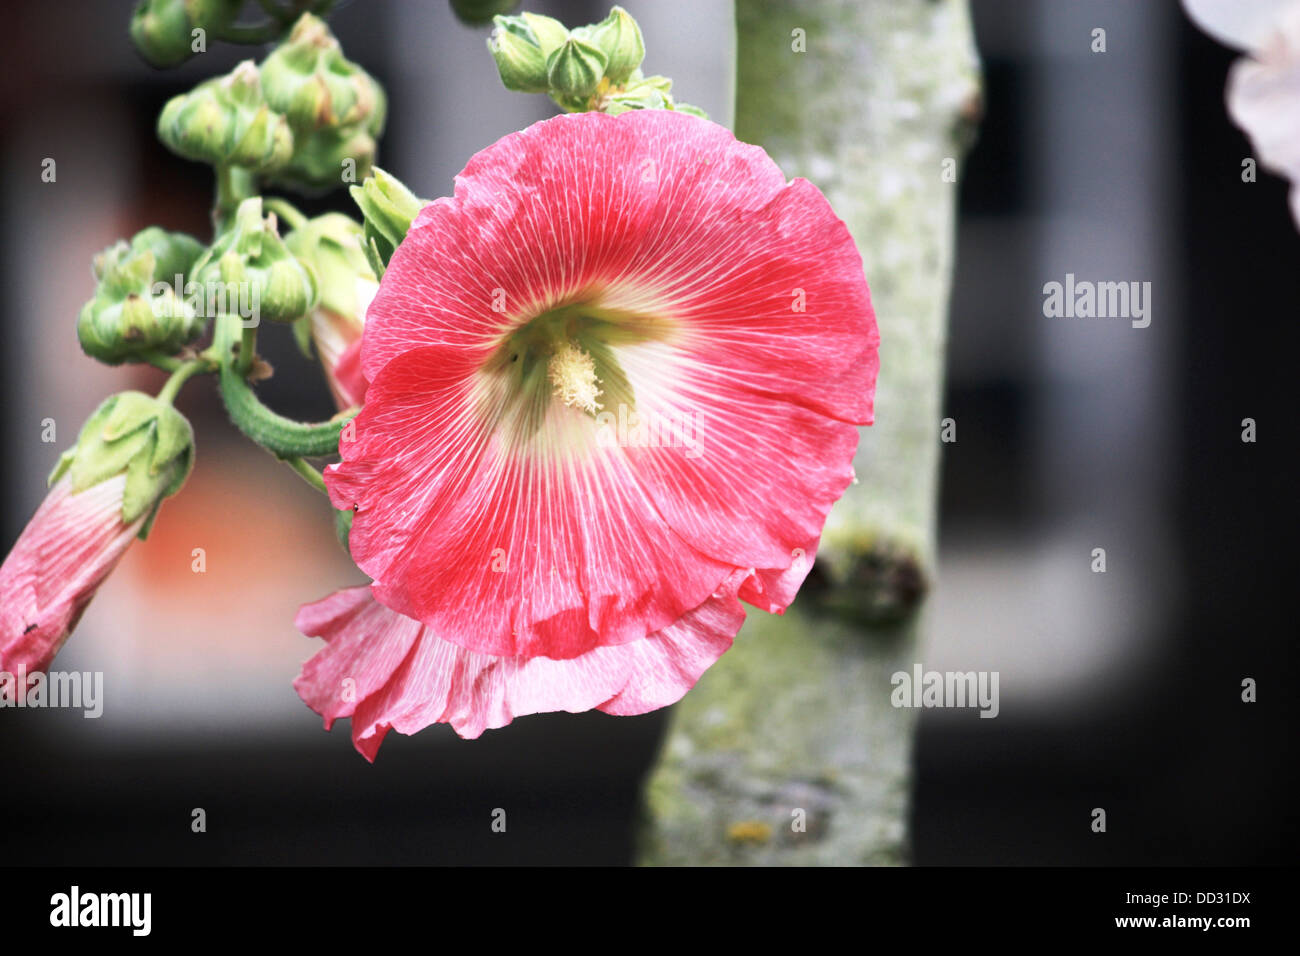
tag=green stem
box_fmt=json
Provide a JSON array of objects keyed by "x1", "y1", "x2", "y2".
[
  {"x1": 236, "y1": 323, "x2": 258, "y2": 377},
  {"x1": 214, "y1": 312, "x2": 358, "y2": 458},
  {"x1": 214, "y1": 165, "x2": 256, "y2": 233},
  {"x1": 285, "y1": 456, "x2": 328, "y2": 494},
  {"x1": 141, "y1": 351, "x2": 185, "y2": 373},
  {"x1": 156, "y1": 356, "x2": 215, "y2": 406}
]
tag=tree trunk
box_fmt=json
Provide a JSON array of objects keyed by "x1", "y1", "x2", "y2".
[{"x1": 638, "y1": 0, "x2": 982, "y2": 866}]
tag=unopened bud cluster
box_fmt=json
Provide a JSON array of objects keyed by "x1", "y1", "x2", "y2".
[
  {"x1": 488, "y1": 6, "x2": 706, "y2": 117},
  {"x1": 78, "y1": 228, "x2": 206, "y2": 365},
  {"x1": 156, "y1": 13, "x2": 385, "y2": 192}
]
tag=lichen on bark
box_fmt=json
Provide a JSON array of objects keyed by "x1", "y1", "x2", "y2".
[{"x1": 638, "y1": 0, "x2": 982, "y2": 866}]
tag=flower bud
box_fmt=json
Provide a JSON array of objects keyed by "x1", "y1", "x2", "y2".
[
  {"x1": 546, "y1": 36, "x2": 608, "y2": 100},
  {"x1": 1, "y1": 393, "x2": 194, "y2": 678},
  {"x1": 488, "y1": 18, "x2": 550, "y2": 93},
  {"x1": 451, "y1": 0, "x2": 521, "y2": 26},
  {"x1": 285, "y1": 213, "x2": 378, "y2": 408},
  {"x1": 266, "y1": 124, "x2": 379, "y2": 193},
  {"x1": 78, "y1": 228, "x2": 207, "y2": 365},
  {"x1": 259, "y1": 14, "x2": 386, "y2": 135},
  {"x1": 348, "y1": 167, "x2": 427, "y2": 271},
  {"x1": 578, "y1": 6, "x2": 645, "y2": 85},
  {"x1": 189, "y1": 198, "x2": 319, "y2": 324},
  {"x1": 129, "y1": 0, "x2": 242, "y2": 68},
  {"x1": 157, "y1": 60, "x2": 294, "y2": 173},
  {"x1": 50, "y1": 392, "x2": 195, "y2": 534}
]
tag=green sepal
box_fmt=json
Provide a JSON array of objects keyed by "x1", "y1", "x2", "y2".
[
  {"x1": 348, "y1": 167, "x2": 426, "y2": 268},
  {"x1": 284, "y1": 212, "x2": 375, "y2": 317},
  {"x1": 671, "y1": 102, "x2": 709, "y2": 118},
  {"x1": 50, "y1": 391, "x2": 195, "y2": 538}
]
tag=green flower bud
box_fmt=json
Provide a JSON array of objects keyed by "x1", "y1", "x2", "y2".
[
  {"x1": 266, "y1": 125, "x2": 379, "y2": 193},
  {"x1": 189, "y1": 198, "x2": 318, "y2": 324},
  {"x1": 546, "y1": 36, "x2": 608, "y2": 101},
  {"x1": 129, "y1": 0, "x2": 242, "y2": 68},
  {"x1": 50, "y1": 391, "x2": 195, "y2": 536},
  {"x1": 488, "y1": 17, "x2": 550, "y2": 93},
  {"x1": 348, "y1": 167, "x2": 427, "y2": 273},
  {"x1": 78, "y1": 228, "x2": 207, "y2": 365},
  {"x1": 578, "y1": 6, "x2": 645, "y2": 85},
  {"x1": 285, "y1": 213, "x2": 375, "y2": 319},
  {"x1": 521, "y1": 12, "x2": 570, "y2": 58},
  {"x1": 450, "y1": 0, "x2": 520, "y2": 26},
  {"x1": 157, "y1": 61, "x2": 294, "y2": 172},
  {"x1": 259, "y1": 14, "x2": 386, "y2": 136}
]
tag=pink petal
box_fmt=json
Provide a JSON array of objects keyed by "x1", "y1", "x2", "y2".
[
  {"x1": 294, "y1": 572, "x2": 746, "y2": 759},
  {"x1": 0, "y1": 476, "x2": 140, "y2": 676}
]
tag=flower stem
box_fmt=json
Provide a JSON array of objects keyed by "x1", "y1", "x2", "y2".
[
  {"x1": 156, "y1": 356, "x2": 214, "y2": 406},
  {"x1": 214, "y1": 165, "x2": 256, "y2": 233},
  {"x1": 236, "y1": 323, "x2": 258, "y2": 377},
  {"x1": 214, "y1": 311, "x2": 358, "y2": 458},
  {"x1": 284, "y1": 456, "x2": 328, "y2": 494}
]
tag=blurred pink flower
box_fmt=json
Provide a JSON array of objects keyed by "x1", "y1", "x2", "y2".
[{"x1": 1185, "y1": 0, "x2": 1300, "y2": 227}]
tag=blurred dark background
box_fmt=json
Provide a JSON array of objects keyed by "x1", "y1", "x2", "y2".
[{"x1": 0, "y1": 0, "x2": 1295, "y2": 864}]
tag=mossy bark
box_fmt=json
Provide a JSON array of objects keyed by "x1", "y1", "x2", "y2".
[{"x1": 638, "y1": 0, "x2": 981, "y2": 866}]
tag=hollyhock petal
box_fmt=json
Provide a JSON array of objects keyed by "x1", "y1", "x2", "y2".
[
  {"x1": 0, "y1": 476, "x2": 141, "y2": 677},
  {"x1": 329, "y1": 110, "x2": 876, "y2": 661},
  {"x1": 736, "y1": 536, "x2": 820, "y2": 615},
  {"x1": 291, "y1": 587, "x2": 422, "y2": 728},
  {"x1": 329, "y1": 345, "x2": 735, "y2": 659},
  {"x1": 294, "y1": 572, "x2": 746, "y2": 758},
  {"x1": 1227, "y1": 6, "x2": 1300, "y2": 228}
]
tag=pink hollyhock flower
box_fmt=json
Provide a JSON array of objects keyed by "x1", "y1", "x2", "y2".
[
  {"x1": 297, "y1": 109, "x2": 877, "y2": 755},
  {"x1": 0, "y1": 475, "x2": 142, "y2": 679}
]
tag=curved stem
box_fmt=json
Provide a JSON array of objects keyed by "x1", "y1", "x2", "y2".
[{"x1": 214, "y1": 312, "x2": 358, "y2": 459}]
